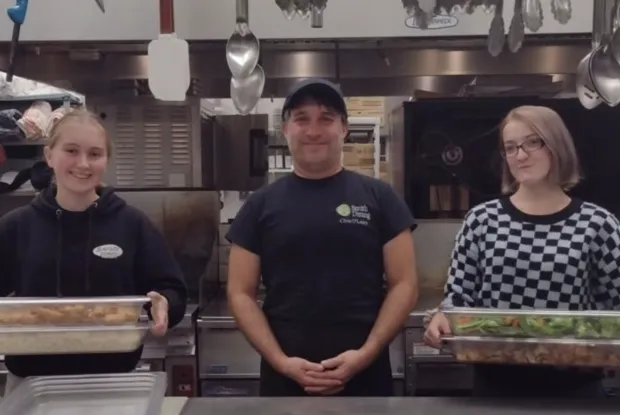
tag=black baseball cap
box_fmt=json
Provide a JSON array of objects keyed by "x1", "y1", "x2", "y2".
[{"x1": 281, "y1": 78, "x2": 347, "y2": 121}]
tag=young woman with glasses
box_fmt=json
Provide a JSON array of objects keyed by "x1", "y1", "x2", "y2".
[{"x1": 423, "y1": 105, "x2": 620, "y2": 397}]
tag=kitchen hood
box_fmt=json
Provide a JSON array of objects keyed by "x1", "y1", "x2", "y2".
[{"x1": 0, "y1": 36, "x2": 589, "y2": 98}]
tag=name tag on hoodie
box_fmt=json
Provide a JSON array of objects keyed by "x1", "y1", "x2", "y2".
[{"x1": 93, "y1": 244, "x2": 124, "y2": 259}]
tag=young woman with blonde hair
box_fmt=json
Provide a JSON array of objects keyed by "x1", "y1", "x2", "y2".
[
  {"x1": 0, "y1": 109, "x2": 187, "y2": 392},
  {"x1": 424, "y1": 105, "x2": 620, "y2": 397}
]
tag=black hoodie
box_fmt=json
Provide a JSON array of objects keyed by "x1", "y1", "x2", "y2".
[{"x1": 0, "y1": 186, "x2": 187, "y2": 378}]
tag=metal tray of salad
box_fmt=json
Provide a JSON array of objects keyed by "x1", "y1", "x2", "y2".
[
  {"x1": 444, "y1": 308, "x2": 620, "y2": 339},
  {"x1": 444, "y1": 336, "x2": 620, "y2": 367}
]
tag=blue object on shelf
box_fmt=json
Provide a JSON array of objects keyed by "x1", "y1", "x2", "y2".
[{"x1": 6, "y1": 0, "x2": 28, "y2": 25}]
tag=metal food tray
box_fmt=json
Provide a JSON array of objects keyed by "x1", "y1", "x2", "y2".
[
  {"x1": 0, "y1": 324, "x2": 150, "y2": 355},
  {"x1": 444, "y1": 307, "x2": 620, "y2": 340},
  {"x1": 0, "y1": 372, "x2": 167, "y2": 415},
  {"x1": 444, "y1": 335, "x2": 620, "y2": 367},
  {"x1": 0, "y1": 296, "x2": 151, "y2": 327}
]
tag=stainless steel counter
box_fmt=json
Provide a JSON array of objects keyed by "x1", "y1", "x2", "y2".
[{"x1": 179, "y1": 397, "x2": 619, "y2": 415}]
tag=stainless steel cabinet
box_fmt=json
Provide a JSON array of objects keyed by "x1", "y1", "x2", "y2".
[
  {"x1": 196, "y1": 318, "x2": 406, "y2": 396},
  {"x1": 91, "y1": 98, "x2": 202, "y2": 189},
  {"x1": 90, "y1": 98, "x2": 269, "y2": 191}
]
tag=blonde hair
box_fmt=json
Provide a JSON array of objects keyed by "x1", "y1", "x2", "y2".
[
  {"x1": 46, "y1": 109, "x2": 112, "y2": 187},
  {"x1": 500, "y1": 105, "x2": 582, "y2": 194},
  {"x1": 47, "y1": 109, "x2": 112, "y2": 154}
]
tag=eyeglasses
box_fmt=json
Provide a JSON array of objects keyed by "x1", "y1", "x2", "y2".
[{"x1": 501, "y1": 137, "x2": 545, "y2": 158}]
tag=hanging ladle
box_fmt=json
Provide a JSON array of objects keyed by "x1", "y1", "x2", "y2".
[{"x1": 226, "y1": 0, "x2": 260, "y2": 79}]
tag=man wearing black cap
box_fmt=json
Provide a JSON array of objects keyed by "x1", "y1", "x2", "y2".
[{"x1": 226, "y1": 78, "x2": 418, "y2": 396}]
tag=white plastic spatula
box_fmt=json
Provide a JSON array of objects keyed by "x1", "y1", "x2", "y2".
[{"x1": 147, "y1": 0, "x2": 190, "y2": 101}]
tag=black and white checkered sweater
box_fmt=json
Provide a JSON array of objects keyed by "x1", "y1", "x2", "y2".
[{"x1": 443, "y1": 198, "x2": 620, "y2": 311}]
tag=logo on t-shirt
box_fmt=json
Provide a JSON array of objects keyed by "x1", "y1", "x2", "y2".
[
  {"x1": 336, "y1": 203, "x2": 371, "y2": 226},
  {"x1": 336, "y1": 204, "x2": 351, "y2": 217},
  {"x1": 92, "y1": 244, "x2": 124, "y2": 259}
]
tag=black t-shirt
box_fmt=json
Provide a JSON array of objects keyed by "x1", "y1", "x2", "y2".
[{"x1": 226, "y1": 169, "x2": 416, "y2": 326}]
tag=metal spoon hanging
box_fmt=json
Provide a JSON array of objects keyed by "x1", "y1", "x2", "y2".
[
  {"x1": 575, "y1": 0, "x2": 604, "y2": 109},
  {"x1": 507, "y1": 0, "x2": 525, "y2": 53},
  {"x1": 226, "y1": 0, "x2": 260, "y2": 79},
  {"x1": 230, "y1": 65, "x2": 266, "y2": 115},
  {"x1": 487, "y1": 0, "x2": 505, "y2": 56},
  {"x1": 522, "y1": 0, "x2": 543, "y2": 32},
  {"x1": 550, "y1": 0, "x2": 571, "y2": 24},
  {"x1": 591, "y1": 0, "x2": 620, "y2": 106}
]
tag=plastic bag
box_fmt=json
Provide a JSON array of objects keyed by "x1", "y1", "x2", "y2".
[{"x1": 16, "y1": 100, "x2": 52, "y2": 140}]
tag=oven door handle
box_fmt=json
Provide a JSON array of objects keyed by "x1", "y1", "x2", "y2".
[{"x1": 0, "y1": 370, "x2": 9, "y2": 375}]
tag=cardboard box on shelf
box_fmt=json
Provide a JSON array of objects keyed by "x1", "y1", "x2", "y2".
[
  {"x1": 342, "y1": 143, "x2": 375, "y2": 167},
  {"x1": 343, "y1": 143, "x2": 374, "y2": 155},
  {"x1": 344, "y1": 145, "x2": 373, "y2": 156}
]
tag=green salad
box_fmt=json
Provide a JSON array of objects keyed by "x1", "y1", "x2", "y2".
[{"x1": 452, "y1": 315, "x2": 620, "y2": 339}]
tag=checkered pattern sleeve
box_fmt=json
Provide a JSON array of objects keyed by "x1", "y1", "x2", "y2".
[
  {"x1": 442, "y1": 207, "x2": 484, "y2": 309},
  {"x1": 589, "y1": 209, "x2": 620, "y2": 310}
]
